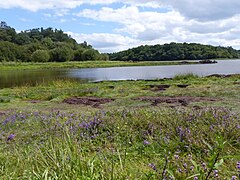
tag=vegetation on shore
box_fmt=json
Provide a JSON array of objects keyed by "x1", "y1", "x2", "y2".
[
  {"x1": 0, "y1": 23, "x2": 239, "y2": 179},
  {"x1": 0, "y1": 26, "x2": 108, "y2": 62},
  {"x1": 109, "y1": 42, "x2": 240, "y2": 61},
  {"x1": 0, "y1": 61, "x2": 199, "y2": 70},
  {"x1": 0, "y1": 74, "x2": 239, "y2": 179},
  {"x1": 1, "y1": 23, "x2": 240, "y2": 63}
]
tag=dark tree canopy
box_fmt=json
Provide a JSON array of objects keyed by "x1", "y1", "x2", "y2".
[
  {"x1": 109, "y1": 42, "x2": 240, "y2": 61},
  {"x1": 0, "y1": 24, "x2": 107, "y2": 62}
]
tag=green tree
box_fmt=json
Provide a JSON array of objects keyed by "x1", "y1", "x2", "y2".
[
  {"x1": 0, "y1": 28, "x2": 16, "y2": 42},
  {"x1": 0, "y1": 41, "x2": 20, "y2": 61},
  {"x1": 31, "y1": 50, "x2": 50, "y2": 62},
  {"x1": 14, "y1": 33, "x2": 31, "y2": 45},
  {"x1": 50, "y1": 47, "x2": 73, "y2": 62},
  {"x1": 82, "y1": 49, "x2": 99, "y2": 61},
  {"x1": 73, "y1": 48, "x2": 85, "y2": 61}
]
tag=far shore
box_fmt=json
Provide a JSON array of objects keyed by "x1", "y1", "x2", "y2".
[{"x1": 1, "y1": 58, "x2": 238, "y2": 70}]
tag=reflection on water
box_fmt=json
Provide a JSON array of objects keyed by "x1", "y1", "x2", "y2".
[
  {"x1": 67, "y1": 60, "x2": 240, "y2": 81},
  {"x1": 0, "y1": 69, "x2": 70, "y2": 88},
  {"x1": 1, "y1": 60, "x2": 240, "y2": 88}
]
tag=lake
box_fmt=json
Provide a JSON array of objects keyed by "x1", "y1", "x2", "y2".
[{"x1": 1, "y1": 60, "x2": 240, "y2": 88}]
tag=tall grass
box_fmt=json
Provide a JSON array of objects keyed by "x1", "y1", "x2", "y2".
[
  {"x1": 0, "y1": 107, "x2": 239, "y2": 179},
  {"x1": 173, "y1": 73, "x2": 199, "y2": 80}
]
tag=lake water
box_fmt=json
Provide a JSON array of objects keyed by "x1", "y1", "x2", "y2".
[{"x1": 1, "y1": 60, "x2": 240, "y2": 88}]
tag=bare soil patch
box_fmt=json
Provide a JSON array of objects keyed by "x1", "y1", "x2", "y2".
[
  {"x1": 29, "y1": 100, "x2": 43, "y2": 103},
  {"x1": 63, "y1": 97, "x2": 114, "y2": 108},
  {"x1": 0, "y1": 111, "x2": 6, "y2": 117},
  {"x1": 207, "y1": 74, "x2": 232, "y2": 78},
  {"x1": 145, "y1": 84, "x2": 170, "y2": 92},
  {"x1": 134, "y1": 96, "x2": 217, "y2": 106},
  {"x1": 177, "y1": 84, "x2": 189, "y2": 88}
]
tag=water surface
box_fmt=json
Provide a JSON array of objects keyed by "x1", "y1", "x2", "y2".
[
  {"x1": 1, "y1": 60, "x2": 240, "y2": 88},
  {"x1": 67, "y1": 60, "x2": 240, "y2": 81}
]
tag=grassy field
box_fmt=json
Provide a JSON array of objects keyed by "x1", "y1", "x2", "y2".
[
  {"x1": 0, "y1": 73, "x2": 239, "y2": 179},
  {"x1": 0, "y1": 60, "x2": 198, "y2": 70}
]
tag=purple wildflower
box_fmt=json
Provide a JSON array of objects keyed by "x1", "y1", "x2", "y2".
[
  {"x1": 202, "y1": 162, "x2": 207, "y2": 171},
  {"x1": 7, "y1": 134, "x2": 16, "y2": 141},
  {"x1": 178, "y1": 168, "x2": 183, "y2": 173},
  {"x1": 148, "y1": 163, "x2": 157, "y2": 171},
  {"x1": 174, "y1": 154, "x2": 179, "y2": 160},
  {"x1": 190, "y1": 166, "x2": 194, "y2": 171},
  {"x1": 143, "y1": 140, "x2": 150, "y2": 145},
  {"x1": 183, "y1": 163, "x2": 187, "y2": 169},
  {"x1": 231, "y1": 176, "x2": 237, "y2": 180},
  {"x1": 194, "y1": 176, "x2": 198, "y2": 180},
  {"x1": 237, "y1": 161, "x2": 240, "y2": 169}
]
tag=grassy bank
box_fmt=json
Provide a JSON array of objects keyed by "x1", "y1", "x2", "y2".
[
  {"x1": 1, "y1": 74, "x2": 240, "y2": 111},
  {"x1": 0, "y1": 60, "x2": 198, "y2": 70},
  {"x1": 0, "y1": 74, "x2": 239, "y2": 179}
]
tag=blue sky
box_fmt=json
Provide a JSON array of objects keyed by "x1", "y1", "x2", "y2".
[{"x1": 1, "y1": 0, "x2": 240, "y2": 52}]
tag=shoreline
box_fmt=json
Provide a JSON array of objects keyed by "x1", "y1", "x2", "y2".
[{"x1": 1, "y1": 58, "x2": 239, "y2": 70}]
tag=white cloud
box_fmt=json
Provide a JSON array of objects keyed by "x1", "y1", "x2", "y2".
[
  {"x1": 1, "y1": 0, "x2": 240, "y2": 21},
  {"x1": 161, "y1": 0, "x2": 240, "y2": 21},
  {"x1": 0, "y1": 0, "x2": 83, "y2": 11},
  {"x1": 76, "y1": 6, "x2": 184, "y2": 38},
  {"x1": 1, "y1": 0, "x2": 240, "y2": 51},
  {"x1": 0, "y1": 0, "x2": 161, "y2": 11},
  {"x1": 74, "y1": 4, "x2": 240, "y2": 51},
  {"x1": 67, "y1": 32, "x2": 139, "y2": 52}
]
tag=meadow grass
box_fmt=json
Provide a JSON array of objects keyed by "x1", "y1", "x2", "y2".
[
  {"x1": 0, "y1": 75, "x2": 240, "y2": 179},
  {"x1": 0, "y1": 107, "x2": 239, "y2": 179}
]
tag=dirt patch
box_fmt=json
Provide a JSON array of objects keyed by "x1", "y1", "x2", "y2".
[
  {"x1": 28, "y1": 100, "x2": 43, "y2": 104},
  {"x1": 207, "y1": 74, "x2": 233, "y2": 78},
  {"x1": 177, "y1": 84, "x2": 189, "y2": 88},
  {"x1": 108, "y1": 85, "x2": 115, "y2": 89},
  {"x1": 134, "y1": 96, "x2": 217, "y2": 106},
  {"x1": 63, "y1": 97, "x2": 114, "y2": 108},
  {"x1": 145, "y1": 85, "x2": 170, "y2": 92},
  {"x1": 0, "y1": 111, "x2": 6, "y2": 117}
]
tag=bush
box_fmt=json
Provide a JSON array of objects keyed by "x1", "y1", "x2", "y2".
[
  {"x1": 73, "y1": 48, "x2": 85, "y2": 61},
  {"x1": 82, "y1": 49, "x2": 99, "y2": 61},
  {"x1": 31, "y1": 50, "x2": 50, "y2": 62},
  {"x1": 50, "y1": 47, "x2": 73, "y2": 62}
]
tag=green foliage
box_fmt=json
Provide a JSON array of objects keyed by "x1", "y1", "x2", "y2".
[
  {"x1": 0, "y1": 107, "x2": 239, "y2": 179},
  {"x1": 31, "y1": 50, "x2": 50, "y2": 62},
  {"x1": 0, "y1": 24, "x2": 108, "y2": 62},
  {"x1": 73, "y1": 48, "x2": 85, "y2": 61},
  {"x1": 0, "y1": 41, "x2": 22, "y2": 61},
  {"x1": 109, "y1": 42, "x2": 240, "y2": 61},
  {"x1": 0, "y1": 28, "x2": 16, "y2": 42},
  {"x1": 82, "y1": 49, "x2": 99, "y2": 61},
  {"x1": 50, "y1": 47, "x2": 73, "y2": 62}
]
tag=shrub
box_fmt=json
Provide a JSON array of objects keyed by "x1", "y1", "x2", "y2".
[
  {"x1": 50, "y1": 47, "x2": 73, "y2": 62},
  {"x1": 31, "y1": 50, "x2": 50, "y2": 62}
]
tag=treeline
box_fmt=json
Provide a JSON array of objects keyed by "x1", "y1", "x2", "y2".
[
  {"x1": 0, "y1": 26, "x2": 108, "y2": 62},
  {"x1": 109, "y1": 42, "x2": 240, "y2": 61}
]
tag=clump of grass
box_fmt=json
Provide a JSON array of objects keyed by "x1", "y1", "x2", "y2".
[
  {"x1": 0, "y1": 107, "x2": 239, "y2": 179},
  {"x1": 0, "y1": 97, "x2": 11, "y2": 103},
  {"x1": 173, "y1": 73, "x2": 199, "y2": 80}
]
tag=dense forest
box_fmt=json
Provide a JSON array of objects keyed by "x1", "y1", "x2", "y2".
[
  {"x1": 1, "y1": 22, "x2": 240, "y2": 62},
  {"x1": 0, "y1": 23, "x2": 108, "y2": 62},
  {"x1": 109, "y1": 43, "x2": 240, "y2": 61}
]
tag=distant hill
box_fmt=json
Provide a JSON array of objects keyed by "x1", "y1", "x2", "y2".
[
  {"x1": 109, "y1": 42, "x2": 240, "y2": 61},
  {"x1": 0, "y1": 22, "x2": 108, "y2": 62}
]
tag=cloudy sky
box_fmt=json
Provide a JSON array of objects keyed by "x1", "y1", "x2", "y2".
[{"x1": 1, "y1": 0, "x2": 240, "y2": 52}]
